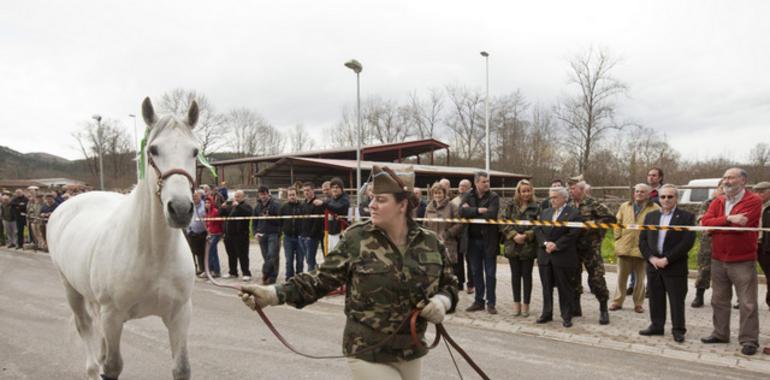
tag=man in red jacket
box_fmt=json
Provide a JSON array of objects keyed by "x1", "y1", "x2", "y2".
[{"x1": 700, "y1": 168, "x2": 762, "y2": 356}]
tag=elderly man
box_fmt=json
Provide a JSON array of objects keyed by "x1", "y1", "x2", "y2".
[
  {"x1": 451, "y1": 179, "x2": 474, "y2": 293},
  {"x1": 540, "y1": 179, "x2": 564, "y2": 210},
  {"x1": 610, "y1": 184, "x2": 659, "y2": 312},
  {"x1": 413, "y1": 187, "x2": 427, "y2": 219},
  {"x1": 701, "y1": 168, "x2": 763, "y2": 356},
  {"x1": 568, "y1": 180, "x2": 616, "y2": 325},
  {"x1": 638, "y1": 185, "x2": 695, "y2": 343},
  {"x1": 461, "y1": 172, "x2": 500, "y2": 314},
  {"x1": 225, "y1": 190, "x2": 254, "y2": 281},
  {"x1": 753, "y1": 181, "x2": 770, "y2": 309},
  {"x1": 535, "y1": 187, "x2": 582, "y2": 327}
]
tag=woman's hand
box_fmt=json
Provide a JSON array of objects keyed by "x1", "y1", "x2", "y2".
[
  {"x1": 239, "y1": 285, "x2": 279, "y2": 310},
  {"x1": 419, "y1": 294, "x2": 451, "y2": 324}
]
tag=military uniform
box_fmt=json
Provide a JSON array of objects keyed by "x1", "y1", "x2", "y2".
[
  {"x1": 275, "y1": 220, "x2": 459, "y2": 362},
  {"x1": 568, "y1": 196, "x2": 615, "y2": 305},
  {"x1": 694, "y1": 198, "x2": 715, "y2": 290}
]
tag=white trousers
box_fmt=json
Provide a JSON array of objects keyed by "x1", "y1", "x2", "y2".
[{"x1": 346, "y1": 357, "x2": 422, "y2": 380}]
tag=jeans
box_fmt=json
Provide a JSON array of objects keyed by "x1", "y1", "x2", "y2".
[
  {"x1": 509, "y1": 258, "x2": 534, "y2": 304},
  {"x1": 259, "y1": 233, "x2": 280, "y2": 282},
  {"x1": 283, "y1": 235, "x2": 304, "y2": 279},
  {"x1": 299, "y1": 236, "x2": 320, "y2": 271},
  {"x1": 3, "y1": 221, "x2": 17, "y2": 247},
  {"x1": 207, "y1": 234, "x2": 222, "y2": 274},
  {"x1": 468, "y1": 238, "x2": 497, "y2": 306}
]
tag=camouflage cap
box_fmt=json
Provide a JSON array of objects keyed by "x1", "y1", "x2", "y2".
[
  {"x1": 371, "y1": 165, "x2": 414, "y2": 195},
  {"x1": 567, "y1": 174, "x2": 584, "y2": 185},
  {"x1": 754, "y1": 181, "x2": 770, "y2": 191}
]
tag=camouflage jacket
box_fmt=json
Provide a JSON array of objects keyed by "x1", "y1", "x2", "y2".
[
  {"x1": 500, "y1": 200, "x2": 541, "y2": 260},
  {"x1": 275, "y1": 219, "x2": 459, "y2": 363},
  {"x1": 568, "y1": 196, "x2": 616, "y2": 249}
]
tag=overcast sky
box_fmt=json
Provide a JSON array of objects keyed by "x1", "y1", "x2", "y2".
[{"x1": 1, "y1": 0, "x2": 768, "y2": 162}]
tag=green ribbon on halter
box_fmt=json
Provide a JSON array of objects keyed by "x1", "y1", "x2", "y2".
[{"x1": 137, "y1": 126, "x2": 218, "y2": 180}]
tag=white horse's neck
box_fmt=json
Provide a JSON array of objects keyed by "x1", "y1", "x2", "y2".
[{"x1": 132, "y1": 177, "x2": 179, "y2": 255}]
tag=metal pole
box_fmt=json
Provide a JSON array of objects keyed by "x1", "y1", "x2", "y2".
[
  {"x1": 97, "y1": 118, "x2": 105, "y2": 190},
  {"x1": 483, "y1": 52, "x2": 490, "y2": 176},
  {"x1": 356, "y1": 71, "x2": 361, "y2": 205},
  {"x1": 129, "y1": 114, "x2": 139, "y2": 182}
]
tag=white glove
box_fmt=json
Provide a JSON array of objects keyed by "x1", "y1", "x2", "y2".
[
  {"x1": 239, "y1": 285, "x2": 279, "y2": 310},
  {"x1": 419, "y1": 294, "x2": 452, "y2": 324}
]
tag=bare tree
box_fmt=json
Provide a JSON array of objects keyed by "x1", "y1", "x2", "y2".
[
  {"x1": 491, "y1": 90, "x2": 529, "y2": 168},
  {"x1": 554, "y1": 48, "x2": 630, "y2": 177},
  {"x1": 158, "y1": 88, "x2": 227, "y2": 154},
  {"x1": 287, "y1": 123, "x2": 315, "y2": 153},
  {"x1": 749, "y1": 142, "x2": 770, "y2": 167},
  {"x1": 365, "y1": 97, "x2": 414, "y2": 144},
  {"x1": 72, "y1": 118, "x2": 134, "y2": 187},
  {"x1": 445, "y1": 85, "x2": 485, "y2": 162},
  {"x1": 225, "y1": 108, "x2": 283, "y2": 157},
  {"x1": 407, "y1": 89, "x2": 445, "y2": 140}
]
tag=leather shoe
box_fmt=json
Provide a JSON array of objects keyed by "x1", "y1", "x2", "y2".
[
  {"x1": 634, "y1": 305, "x2": 644, "y2": 313},
  {"x1": 536, "y1": 314, "x2": 553, "y2": 324},
  {"x1": 638, "y1": 327, "x2": 664, "y2": 336},
  {"x1": 673, "y1": 332, "x2": 685, "y2": 343},
  {"x1": 741, "y1": 345, "x2": 757, "y2": 356},
  {"x1": 609, "y1": 304, "x2": 621, "y2": 311},
  {"x1": 465, "y1": 302, "x2": 485, "y2": 312},
  {"x1": 701, "y1": 335, "x2": 729, "y2": 344},
  {"x1": 487, "y1": 305, "x2": 498, "y2": 315},
  {"x1": 562, "y1": 319, "x2": 573, "y2": 328}
]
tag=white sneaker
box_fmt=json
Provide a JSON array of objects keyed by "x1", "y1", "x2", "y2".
[
  {"x1": 222, "y1": 274, "x2": 233, "y2": 279},
  {"x1": 242, "y1": 276, "x2": 251, "y2": 282},
  {"x1": 197, "y1": 273, "x2": 207, "y2": 279}
]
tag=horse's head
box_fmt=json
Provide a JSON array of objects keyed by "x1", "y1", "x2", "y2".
[{"x1": 141, "y1": 97, "x2": 200, "y2": 228}]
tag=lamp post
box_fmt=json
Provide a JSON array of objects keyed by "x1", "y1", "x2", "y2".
[
  {"x1": 344, "y1": 59, "x2": 363, "y2": 204},
  {"x1": 92, "y1": 114, "x2": 105, "y2": 190},
  {"x1": 480, "y1": 51, "x2": 490, "y2": 178},
  {"x1": 128, "y1": 113, "x2": 139, "y2": 182}
]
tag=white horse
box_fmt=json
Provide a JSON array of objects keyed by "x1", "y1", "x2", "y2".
[{"x1": 47, "y1": 97, "x2": 199, "y2": 380}]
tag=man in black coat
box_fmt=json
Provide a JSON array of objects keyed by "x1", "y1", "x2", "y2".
[
  {"x1": 224, "y1": 190, "x2": 254, "y2": 281},
  {"x1": 10, "y1": 189, "x2": 28, "y2": 249},
  {"x1": 299, "y1": 182, "x2": 325, "y2": 271},
  {"x1": 460, "y1": 171, "x2": 501, "y2": 314},
  {"x1": 254, "y1": 186, "x2": 282, "y2": 284},
  {"x1": 638, "y1": 184, "x2": 695, "y2": 343},
  {"x1": 535, "y1": 186, "x2": 582, "y2": 327}
]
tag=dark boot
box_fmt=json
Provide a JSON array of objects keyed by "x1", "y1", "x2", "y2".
[
  {"x1": 599, "y1": 301, "x2": 610, "y2": 325},
  {"x1": 691, "y1": 288, "x2": 705, "y2": 308},
  {"x1": 573, "y1": 299, "x2": 583, "y2": 317}
]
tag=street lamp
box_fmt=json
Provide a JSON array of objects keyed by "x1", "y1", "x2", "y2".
[
  {"x1": 92, "y1": 114, "x2": 105, "y2": 190},
  {"x1": 480, "y1": 51, "x2": 490, "y2": 178},
  {"x1": 128, "y1": 113, "x2": 139, "y2": 182},
  {"x1": 344, "y1": 59, "x2": 363, "y2": 205}
]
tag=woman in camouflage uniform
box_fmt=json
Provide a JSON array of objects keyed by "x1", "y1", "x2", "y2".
[
  {"x1": 240, "y1": 165, "x2": 459, "y2": 380},
  {"x1": 500, "y1": 179, "x2": 540, "y2": 317}
]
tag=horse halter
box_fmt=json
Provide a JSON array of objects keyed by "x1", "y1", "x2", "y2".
[{"x1": 147, "y1": 155, "x2": 196, "y2": 199}]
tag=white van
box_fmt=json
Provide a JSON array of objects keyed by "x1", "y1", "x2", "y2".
[{"x1": 678, "y1": 178, "x2": 721, "y2": 204}]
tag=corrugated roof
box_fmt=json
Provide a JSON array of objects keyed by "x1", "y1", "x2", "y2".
[{"x1": 257, "y1": 157, "x2": 530, "y2": 179}]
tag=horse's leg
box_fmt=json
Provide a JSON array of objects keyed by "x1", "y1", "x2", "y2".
[
  {"x1": 162, "y1": 300, "x2": 192, "y2": 380},
  {"x1": 99, "y1": 310, "x2": 125, "y2": 380},
  {"x1": 62, "y1": 280, "x2": 101, "y2": 380}
]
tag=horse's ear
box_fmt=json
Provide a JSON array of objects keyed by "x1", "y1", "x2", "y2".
[
  {"x1": 142, "y1": 97, "x2": 158, "y2": 128},
  {"x1": 187, "y1": 100, "x2": 199, "y2": 129}
]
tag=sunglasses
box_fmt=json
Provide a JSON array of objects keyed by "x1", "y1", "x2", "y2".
[{"x1": 659, "y1": 195, "x2": 675, "y2": 200}]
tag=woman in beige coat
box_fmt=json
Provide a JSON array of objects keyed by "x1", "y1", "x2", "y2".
[
  {"x1": 610, "y1": 183, "x2": 660, "y2": 312},
  {"x1": 424, "y1": 182, "x2": 463, "y2": 263}
]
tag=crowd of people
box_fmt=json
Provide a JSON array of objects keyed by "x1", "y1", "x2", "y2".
[
  {"x1": 211, "y1": 167, "x2": 769, "y2": 357},
  {"x1": 1, "y1": 187, "x2": 73, "y2": 252}
]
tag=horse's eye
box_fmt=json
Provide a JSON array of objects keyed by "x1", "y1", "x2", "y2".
[
  {"x1": 193, "y1": 148, "x2": 199, "y2": 158},
  {"x1": 149, "y1": 145, "x2": 159, "y2": 156}
]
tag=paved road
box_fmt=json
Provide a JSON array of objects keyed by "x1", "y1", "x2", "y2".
[{"x1": 0, "y1": 248, "x2": 765, "y2": 379}]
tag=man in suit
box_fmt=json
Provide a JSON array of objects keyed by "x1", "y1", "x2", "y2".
[
  {"x1": 638, "y1": 184, "x2": 696, "y2": 343},
  {"x1": 535, "y1": 186, "x2": 582, "y2": 327}
]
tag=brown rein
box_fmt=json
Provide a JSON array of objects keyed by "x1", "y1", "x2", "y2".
[{"x1": 148, "y1": 155, "x2": 196, "y2": 198}]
